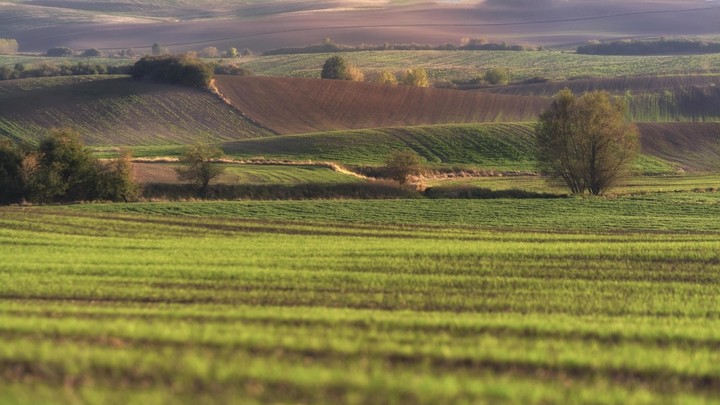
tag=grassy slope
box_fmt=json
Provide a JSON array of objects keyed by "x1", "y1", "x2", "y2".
[
  {"x1": 0, "y1": 75, "x2": 270, "y2": 145},
  {"x1": 4, "y1": 196, "x2": 720, "y2": 403},
  {"x1": 214, "y1": 76, "x2": 548, "y2": 134},
  {"x1": 221, "y1": 123, "x2": 538, "y2": 169},
  {"x1": 218, "y1": 122, "x2": 720, "y2": 172},
  {"x1": 133, "y1": 163, "x2": 362, "y2": 185}
]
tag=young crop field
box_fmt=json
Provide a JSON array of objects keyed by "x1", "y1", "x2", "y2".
[
  {"x1": 238, "y1": 50, "x2": 720, "y2": 82},
  {"x1": 218, "y1": 122, "x2": 719, "y2": 173},
  {"x1": 221, "y1": 123, "x2": 538, "y2": 169},
  {"x1": 3, "y1": 193, "x2": 720, "y2": 404},
  {"x1": 132, "y1": 163, "x2": 363, "y2": 185},
  {"x1": 427, "y1": 173, "x2": 720, "y2": 196}
]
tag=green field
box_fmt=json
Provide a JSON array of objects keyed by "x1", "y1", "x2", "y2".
[
  {"x1": 3, "y1": 193, "x2": 720, "y2": 404},
  {"x1": 428, "y1": 173, "x2": 720, "y2": 195},
  {"x1": 221, "y1": 124, "x2": 538, "y2": 169},
  {"x1": 238, "y1": 50, "x2": 720, "y2": 82}
]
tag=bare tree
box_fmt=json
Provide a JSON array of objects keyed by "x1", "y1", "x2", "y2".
[
  {"x1": 535, "y1": 89, "x2": 639, "y2": 195},
  {"x1": 384, "y1": 150, "x2": 424, "y2": 185},
  {"x1": 175, "y1": 144, "x2": 225, "y2": 196}
]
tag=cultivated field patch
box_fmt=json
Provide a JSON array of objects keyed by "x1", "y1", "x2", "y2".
[{"x1": 3, "y1": 195, "x2": 720, "y2": 403}]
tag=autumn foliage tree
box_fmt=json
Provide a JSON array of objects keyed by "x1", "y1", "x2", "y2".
[
  {"x1": 535, "y1": 89, "x2": 639, "y2": 195},
  {"x1": 402, "y1": 68, "x2": 430, "y2": 87}
]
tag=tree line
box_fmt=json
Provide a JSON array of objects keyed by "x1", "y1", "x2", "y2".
[
  {"x1": 264, "y1": 37, "x2": 541, "y2": 56},
  {"x1": 577, "y1": 38, "x2": 720, "y2": 55}
]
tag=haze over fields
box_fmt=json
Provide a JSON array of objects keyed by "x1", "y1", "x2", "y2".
[{"x1": 3, "y1": 0, "x2": 720, "y2": 52}]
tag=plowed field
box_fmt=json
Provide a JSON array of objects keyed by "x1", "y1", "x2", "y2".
[
  {"x1": 214, "y1": 76, "x2": 548, "y2": 134},
  {"x1": 0, "y1": 76, "x2": 270, "y2": 145}
]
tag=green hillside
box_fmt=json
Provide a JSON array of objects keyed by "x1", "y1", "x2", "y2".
[{"x1": 221, "y1": 124, "x2": 539, "y2": 170}]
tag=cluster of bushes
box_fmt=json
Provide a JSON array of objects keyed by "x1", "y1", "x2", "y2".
[
  {"x1": 130, "y1": 55, "x2": 213, "y2": 87},
  {"x1": 264, "y1": 38, "x2": 540, "y2": 55},
  {"x1": 0, "y1": 62, "x2": 131, "y2": 81},
  {"x1": 213, "y1": 64, "x2": 253, "y2": 76},
  {"x1": 0, "y1": 130, "x2": 137, "y2": 204},
  {"x1": 577, "y1": 38, "x2": 720, "y2": 55}
]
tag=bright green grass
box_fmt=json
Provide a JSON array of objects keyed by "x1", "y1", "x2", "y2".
[
  {"x1": 3, "y1": 197, "x2": 720, "y2": 403},
  {"x1": 74, "y1": 192, "x2": 720, "y2": 232},
  {"x1": 428, "y1": 173, "x2": 720, "y2": 195},
  {"x1": 239, "y1": 50, "x2": 720, "y2": 82},
  {"x1": 221, "y1": 164, "x2": 362, "y2": 184},
  {"x1": 222, "y1": 123, "x2": 538, "y2": 169}
]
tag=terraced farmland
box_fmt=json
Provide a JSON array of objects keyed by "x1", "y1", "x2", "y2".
[
  {"x1": 0, "y1": 76, "x2": 270, "y2": 145},
  {"x1": 3, "y1": 194, "x2": 720, "y2": 403}
]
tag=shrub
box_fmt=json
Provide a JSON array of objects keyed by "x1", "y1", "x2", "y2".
[
  {"x1": 321, "y1": 55, "x2": 348, "y2": 80},
  {"x1": 384, "y1": 150, "x2": 425, "y2": 184},
  {"x1": 484, "y1": 68, "x2": 510, "y2": 85},
  {"x1": 346, "y1": 65, "x2": 364, "y2": 82},
  {"x1": 214, "y1": 64, "x2": 253, "y2": 76},
  {"x1": 46, "y1": 47, "x2": 74, "y2": 57},
  {"x1": 0, "y1": 38, "x2": 19, "y2": 54},
  {"x1": 81, "y1": 48, "x2": 102, "y2": 57},
  {"x1": 377, "y1": 70, "x2": 398, "y2": 85},
  {"x1": 402, "y1": 68, "x2": 430, "y2": 87}
]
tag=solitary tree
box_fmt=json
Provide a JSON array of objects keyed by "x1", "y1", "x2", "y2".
[
  {"x1": 384, "y1": 150, "x2": 424, "y2": 185},
  {"x1": 175, "y1": 144, "x2": 225, "y2": 196},
  {"x1": 321, "y1": 55, "x2": 348, "y2": 80},
  {"x1": 535, "y1": 89, "x2": 639, "y2": 195}
]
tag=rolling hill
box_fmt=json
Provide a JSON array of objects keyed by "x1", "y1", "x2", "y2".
[
  {"x1": 5, "y1": 0, "x2": 720, "y2": 53},
  {"x1": 214, "y1": 76, "x2": 549, "y2": 135},
  {"x1": 0, "y1": 75, "x2": 271, "y2": 145},
  {"x1": 219, "y1": 122, "x2": 720, "y2": 172}
]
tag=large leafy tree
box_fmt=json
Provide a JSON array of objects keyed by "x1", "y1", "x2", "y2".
[{"x1": 535, "y1": 89, "x2": 639, "y2": 195}]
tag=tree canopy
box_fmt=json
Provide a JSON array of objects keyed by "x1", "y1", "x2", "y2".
[{"x1": 535, "y1": 89, "x2": 639, "y2": 195}]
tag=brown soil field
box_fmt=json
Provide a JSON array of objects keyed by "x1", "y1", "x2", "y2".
[
  {"x1": 214, "y1": 76, "x2": 549, "y2": 135},
  {"x1": 480, "y1": 75, "x2": 720, "y2": 97},
  {"x1": 637, "y1": 122, "x2": 720, "y2": 171},
  {"x1": 6, "y1": 1, "x2": 720, "y2": 53},
  {"x1": 0, "y1": 76, "x2": 270, "y2": 145}
]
